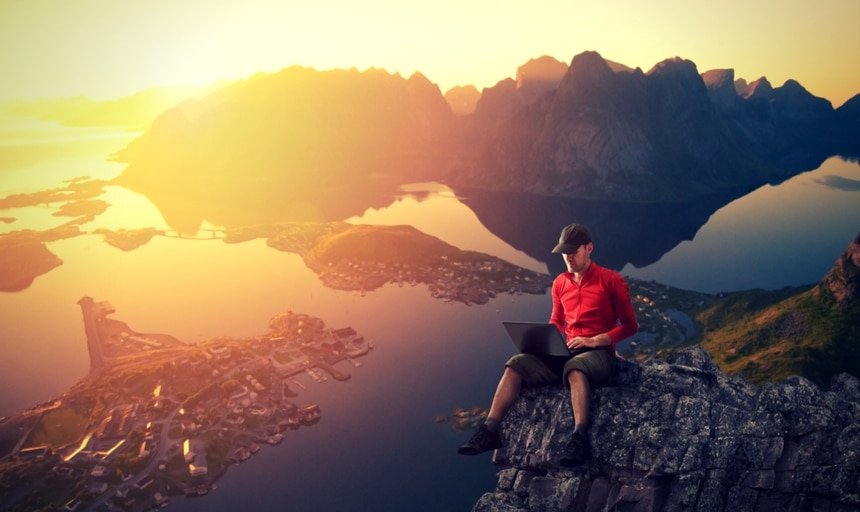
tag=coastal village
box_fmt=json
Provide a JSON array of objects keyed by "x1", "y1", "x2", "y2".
[
  {"x1": 622, "y1": 278, "x2": 711, "y2": 359},
  {"x1": 0, "y1": 300, "x2": 372, "y2": 512},
  {"x1": 312, "y1": 255, "x2": 552, "y2": 305}
]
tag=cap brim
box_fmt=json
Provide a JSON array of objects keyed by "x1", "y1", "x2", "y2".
[{"x1": 551, "y1": 242, "x2": 580, "y2": 254}]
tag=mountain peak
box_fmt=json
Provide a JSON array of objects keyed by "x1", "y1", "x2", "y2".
[
  {"x1": 742, "y1": 77, "x2": 773, "y2": 99},
  {"x1": 408, "y1": 71, "x2": 429, "y2": 82},
  {"x1": 701, "y1": 68, "x2": 735, "y2": 89},
  {"x1": 567, "y1": 51, "x2": 613, "y2": 79},
  {"x1": 775, "y1": 78, "x2": 816, "y2": 102},
  {"x1": 774, "y1": 78, "x2": 830, "y2": 106},
  {"x1": 646, "y1": 56, "x2": 698, "y2": 77},
  {"x1": 702, "y1": 69, "x2": 740, "y2": 107},
  {"x1": 515, "y1": 55, "x2": 568, "y2": 103},
  {"x1": 837, "y1": 93, "x2": 860, "y2": 119},
  {"x1": 554, "y1": 51, "x2": 616, "y2": 100},
  {"x1": 444, "y1": 85, "x2": 481, "y2": 116},
  {"x1": 515, "y1": 56, "x2": 568, "y2": 88}
]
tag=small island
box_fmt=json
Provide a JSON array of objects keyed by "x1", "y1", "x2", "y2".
[
  {"x1": 0, "y1": 299, "x2": 373, "y2": 511},
  {"x1": 52, "y1": 199, "x2": 109, "y2": 219},
  {"x1": 0, "y1": 179, "x2": 107, "y2": 210},
  {"x1": 0, "y1": 227, "x2": 78, "y2": 292},
  {"x1": 94, "y1": 228, "x2": 162, "y2": 252},
  {"x1": 0, "y1": 178, "x2": 113, "y2": 292}
]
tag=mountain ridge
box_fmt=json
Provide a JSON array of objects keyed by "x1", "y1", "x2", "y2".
[
  {"x1": 112, "y1": 51, "x2": 860, "y2": 214},
  {"x1": 453, "y1": 51, "x2": 858, "y2": 201}
]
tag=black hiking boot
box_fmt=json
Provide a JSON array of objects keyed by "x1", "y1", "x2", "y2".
[
  {"x1": 457, "y1": 424, "x2": 502, "y2": 455},
  {"x1": 558, "y1": 431, "x2": 591, "y2": 467}
]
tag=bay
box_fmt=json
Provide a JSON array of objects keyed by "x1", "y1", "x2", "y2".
[{"x1": 622, "y1": 156, "x2": 860, "y2": 292}]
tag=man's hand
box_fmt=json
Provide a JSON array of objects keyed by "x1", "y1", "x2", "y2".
[{"x1": 566, "y1": 334, "x2": 611, "y2": 350}]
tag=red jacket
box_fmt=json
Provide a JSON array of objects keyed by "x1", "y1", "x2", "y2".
[{"x1": 549, "y1": 263, "x2": 639, "y2": 354}]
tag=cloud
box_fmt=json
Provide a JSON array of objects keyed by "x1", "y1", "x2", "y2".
[{"x1": 813, "y1": 175, "x2": 860, "y2": 192}]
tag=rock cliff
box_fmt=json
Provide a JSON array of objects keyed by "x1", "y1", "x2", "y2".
[
  {"x1": 473, "y1": 347, "x2": 859, "y2": 512},
  {"x1": 816, "y1": 233, "x2": 860, "y2": 304}
]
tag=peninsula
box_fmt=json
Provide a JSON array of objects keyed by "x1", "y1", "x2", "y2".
[{"x1": 0, "y1": 299, "x2": 372, "y2": 511}]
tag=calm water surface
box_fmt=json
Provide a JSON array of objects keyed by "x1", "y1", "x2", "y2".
[{"x1": 622, "y1": 156, "x2": 860, "y2": 292}]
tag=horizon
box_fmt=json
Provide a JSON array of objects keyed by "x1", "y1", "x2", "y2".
[{"x1": 1, "y1": 0, "x2": 859, "y2": 107}]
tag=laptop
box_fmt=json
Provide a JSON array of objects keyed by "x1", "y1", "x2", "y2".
[{"x1": 502, "y1": 321, "x2": 572, "y2": 357}]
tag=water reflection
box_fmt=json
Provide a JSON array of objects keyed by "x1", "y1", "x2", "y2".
[
  {"x1": 451, "y1": 186, "x2": 745, "y2": 275},
  {"x1": 124, "y1": 176, "x2": 404, "y2": 234},
  {"x1": 622, "y1": 156, "x2": 860, "y2": 292},
  {"x1": 346, "y1": 183, "x2": 544, "y2": 272}
]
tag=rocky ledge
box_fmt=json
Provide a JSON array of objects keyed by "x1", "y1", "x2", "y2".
[{"x1": 474, "y1": 347, "x2": 859, "y2": 512}]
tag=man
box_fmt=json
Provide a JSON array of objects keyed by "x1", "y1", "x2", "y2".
[{"x1": 458, "y1": 223, "x2": 638, "y2": 466}]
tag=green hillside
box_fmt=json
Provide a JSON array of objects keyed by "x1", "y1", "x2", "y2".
[
  {"x1": 694, "y1": 234, "x2": 860, "y2": 387},
  {"x1": 696, "y1": 287, "x2": 859, "y2": 386},
  {"x1": 307, "y1": 224, "x2": 464, "y2": 266}
]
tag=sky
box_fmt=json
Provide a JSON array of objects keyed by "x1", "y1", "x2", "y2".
[{"x1": 1, "y1": 0, "x2": 859, "y2": 107}]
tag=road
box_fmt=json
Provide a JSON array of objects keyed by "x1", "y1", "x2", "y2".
[{"x1": 83, "y1": 404, "x2": 183, "y2": 512}]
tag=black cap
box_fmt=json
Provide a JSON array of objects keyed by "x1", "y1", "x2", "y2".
[{"x1": 551, "y1": 223, "x2": 592, "y2": 254}]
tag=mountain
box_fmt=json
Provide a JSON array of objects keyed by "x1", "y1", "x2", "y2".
[
  {"x1": 472, "y1": 347, "x2": 859, "y2": 512},
  {"x1": 473, "y1": 56, "x2": 568, "y2": 124},
  {"x1": 473, "y1": 55, "x2": 633, "y2": 125},
  {"x1": 515, "y1": 55, "x2": 569, "y2": 103},
  {"x1": 118, "y1": 67, "x2": 457, "y2": 187},
  {"x1": 836, "y1": 93, "x2": 860, "y2": 150},
  {"x1": 452, "y1": 51, "x2": 858, "y2": 201},
  {"x1": 114, "y1": 66, "x2": 462, "y2": 230},
  {"x1": 115, "y1": 51, "x2": 859, "y2": 219},
  {"x1": 697, "y1": 233, "x2": 860, "y2": 387},
  {"x1": 444, "y1": 85, "x2": 481, "y2": 115},
  {"x1": 837, "y1": 93, "x2": 860, "y2": 121},
  {"x1": 0, "y1": 86, "x2": 213, "y2": 130}
]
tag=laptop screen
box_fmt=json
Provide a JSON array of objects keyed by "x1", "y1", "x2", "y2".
[{"x1": 502, "y1": 322, "x2": 571, "y2": 357}]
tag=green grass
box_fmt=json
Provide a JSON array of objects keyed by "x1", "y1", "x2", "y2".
[
  {"x1": 696, "y1": 285, "x2": 860, "y2": 387},
  {"x1": 273, "y1": 351, "x2": 295, "y2": 364},
  {"x1": 171, "y1": 374, "x2": 212, "y2": 397},
  {"x1": 26, "y1": 407, "x2": 89, "y2": 448},
  {"x1": 0, "y1": 459, "x2": 83, "y2": 511},
  {"x1": 201, "y1": 431, "x2": 231, "y2": 472}
]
